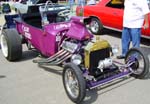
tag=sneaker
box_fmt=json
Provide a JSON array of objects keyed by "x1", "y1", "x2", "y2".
[{"x1": 117, "y1": 55, "x2": 125, "y2": 59}]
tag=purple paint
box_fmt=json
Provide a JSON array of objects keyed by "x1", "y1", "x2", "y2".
[
  {"x1": 87, "y1": 71, "x2": 131, "y2": 89},
  {"x1": 15, "y1": 16, "x2": 93, "y2": 57}
]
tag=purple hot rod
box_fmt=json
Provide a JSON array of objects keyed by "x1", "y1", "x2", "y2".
[{"x1": 0, "y1": 1, "x2": 149, "y2": 103}]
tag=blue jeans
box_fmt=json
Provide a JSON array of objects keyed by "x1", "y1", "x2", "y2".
[
  {"x1": 68, "y1": 0, "x2": 74, "y2": 8},
  {"x1": 121, "y1": 27, "x2": 141, "y2": 56},
  {"x1": 78, "y1": 0, "x2": 86, "y2": 6}
]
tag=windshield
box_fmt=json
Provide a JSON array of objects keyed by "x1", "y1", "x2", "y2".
[
  {"x1": 32, "y1": 0, "x2": 47, "y2": 4},
  {"x1": 31, "y1": 0, "x2": 37, "y2": 4}
]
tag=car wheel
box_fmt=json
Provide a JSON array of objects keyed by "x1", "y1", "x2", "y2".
[
  {"x1": 63, "y1": 63, "x2": 86, "y2": 103},
  {"x1": 0, "y1": 29, "x2": 22, "y2": 61},
  {"x1": 90, "y1": 17, "x2": 103, "y2": 35},
  {"x1": 125, "y1": 48, "x2": 149, "y2": 79}
]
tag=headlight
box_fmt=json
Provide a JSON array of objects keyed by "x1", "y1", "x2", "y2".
[
  {"x1": 80, "y1": 18, "x2": 84, "y2": 23},
  {"x1": 111, "y1": 45, "x2": 119, "y2": 55},
  {"x1": 71, "y1": 54, "x2": 82, "y2": 65}
]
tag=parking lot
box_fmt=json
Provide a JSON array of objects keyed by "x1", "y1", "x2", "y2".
[{"x1": 0, "y1": 10, "x2": 150, "y2": 104}]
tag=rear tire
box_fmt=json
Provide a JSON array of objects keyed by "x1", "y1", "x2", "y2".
[
  {"x1": 125, "y1": 48, "x2": 149, "y2": 79},
  {"x1": 63, "y1": 63, "x2": 86, "y2": 103},
  {"x1": 0, "y1": 29, "x2": 22, "y2": 61},
  {"x1": 90, "y1": 17, "x2": 103, "y2": 35}
]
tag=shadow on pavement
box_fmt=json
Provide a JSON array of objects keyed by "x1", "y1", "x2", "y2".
[
  {"x1": 38, "y1": 65, "x2": 62, "y2": 76},
  {"x1": 141, "y1": 38, "x2": 150, "y2": 46},
  {"x1": 81, "y1": 77, "x2": 135, "y2": 104},
  {"x1": 20, "y1": 50, "x2": 39, "y2": 61},
  {"x1": 81, "y1": 89, "x2": 98, "y2": 104},
  {"x1": 101, "y1": 29, "x2": 122, "y2": 38},
  {"x1": 0, "y1": 75, "x2": 6, "y2": 79},
  {"x1": 97, "y1": 77, "x2": 135, "y2": 95}
]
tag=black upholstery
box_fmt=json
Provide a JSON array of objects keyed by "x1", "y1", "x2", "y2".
[
  {"x1": 27, "y1": 5, "x2": 40, "y2": 14},
  {"x1": 22, "y1": 13, "x2": 42, "y2": 28},
  {"x1": 22, "y1": 5, "x2": 67, "y2": 28}
]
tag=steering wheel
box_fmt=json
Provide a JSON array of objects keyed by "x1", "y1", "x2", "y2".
[{"x1": 58, "y1": 9, "x2": 70, "y2": 17}]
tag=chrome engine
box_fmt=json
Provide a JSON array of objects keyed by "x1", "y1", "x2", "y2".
[{"x1": 61, "y1": 40, "x2": 78, "y2": 53}]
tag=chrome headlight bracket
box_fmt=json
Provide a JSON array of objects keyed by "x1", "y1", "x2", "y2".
[{"x1": 71, "y1": 54, "x2": 82, "y2": 65}]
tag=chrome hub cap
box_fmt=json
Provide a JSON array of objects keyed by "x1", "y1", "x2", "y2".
[
  {"x1": 65, "y1": 68, "x2": 79, "y2": 99},
  {"x1": 90, "y1": 20, "x2": 99, "y2": 33},
  {"x1": 128, "y1": 52, "x2": 144, "y2": 75},
  {"x1": 0, "y1": 35, "x2": 8, "y2": 57}
]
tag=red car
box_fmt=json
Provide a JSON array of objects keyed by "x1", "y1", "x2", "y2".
[{"x1": 76, "y1": 0, "x2": 150, "y2": 39}]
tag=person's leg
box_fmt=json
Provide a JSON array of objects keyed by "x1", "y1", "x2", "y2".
[
  {"x1": 78, "y1": 0, "x2": 81, "y2": 5},
  {"x1": 68, "y1": 0, "x2": 74, "y2": 12},
  {"x1": 130, "y1": 28, "x2": 141, "y2": 48},
  {"x1": 117, "y1": 27, "x2": 131, "y2": 59},
  {"x1": 122, "y1": 27, "x2": 131, "y2": 56}
]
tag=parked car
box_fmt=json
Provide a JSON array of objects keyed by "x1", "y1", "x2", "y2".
[
  {"x1": 76, "y1": 0, "x2": 150, "y2": 39},
  {"x1": 2, "y1": 3, "x2": 11, "y2": 13},
  {"x1": 13, "y1": 0, "x2": 58, "y2": 14}
]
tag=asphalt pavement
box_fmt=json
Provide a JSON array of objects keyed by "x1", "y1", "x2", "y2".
[{"x1": 0, "y1": 8, "x2": 150, "y2": 104}]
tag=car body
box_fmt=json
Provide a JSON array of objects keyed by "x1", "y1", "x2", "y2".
[{"x1": 76, "y1": 0, "x2": 150, "y2": 39}]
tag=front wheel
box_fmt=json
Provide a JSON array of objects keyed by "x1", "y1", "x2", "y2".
[
  {"x1": 125, "y1": 48, "x2": 149, "y2": 79},
  {"x1": 62, "y1": 63, "x2": 86, "y2": 103}
]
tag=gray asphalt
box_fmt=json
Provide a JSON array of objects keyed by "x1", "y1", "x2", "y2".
[{"x1": 0, "y1": 11, "x2": 150, "y2": 104}]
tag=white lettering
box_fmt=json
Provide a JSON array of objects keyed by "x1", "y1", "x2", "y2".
[
  {"x1": 54, "y1": 24, "x2": 70, "y2": 30},
  {"x1": 22, "y1": 25, "x2": 31, "y2": 39},
  {"x1": 25, "y1": 32, "x2": 31, "y2": 39}
]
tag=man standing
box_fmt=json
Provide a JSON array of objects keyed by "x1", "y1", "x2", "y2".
[
  {"x1": 78, "y1": 0, "x2": 86, "y2": 6},
  {"x1": 148, "y1": 0, "x2": 150, "y2": 9},
  {"x1": 117, "y1": 0, "x2": 150, "y2": 59}
]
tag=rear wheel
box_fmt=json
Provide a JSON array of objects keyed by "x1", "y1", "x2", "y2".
[
  {"x1": 0, "y1": 29, "x2": 22, "y2": 61},
  {"x1": 125, "y1": 48, "x2": 149, "y2": 79},
  {"x1": 63, "y1": 63, "x2": 86, "y2": 103},
  {"x1": 90, "y1": 17, "x2": 103, "y2": 35}
]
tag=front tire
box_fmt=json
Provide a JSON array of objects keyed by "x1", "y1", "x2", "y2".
[
  {"x1": 63, "y1": 63, "x2": 86, "y2": 103},
  {"x1": 125, "y1": 48, "x2": 149, "y2": 79},
  {"x1": 0, "y1": 29, "x2": 22, "y2": 61},
  {"x1": 90, "y1": 17, "x2": 103, "y2": 35}
]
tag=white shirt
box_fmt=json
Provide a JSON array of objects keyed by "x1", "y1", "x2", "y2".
[
  {"x1": 87, "y1": 0, "x2": 96, "y2": 5},
  {"x1": 123, "y1": 0, "x2": 150, "y2": 28}
]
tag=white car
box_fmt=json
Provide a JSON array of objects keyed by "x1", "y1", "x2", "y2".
[{"x1": 13, "y1": 0, "x2": 57, "y2": 14}]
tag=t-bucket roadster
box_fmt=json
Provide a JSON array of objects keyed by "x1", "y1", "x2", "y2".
[{"x1": 0, "y1": 1, "x2": 149, "y2": 104}]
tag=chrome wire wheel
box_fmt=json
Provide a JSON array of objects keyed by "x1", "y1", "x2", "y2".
[
  {"x1": 63, "y1": 63, "x2": 86, "y2": 103},
  {"x1": 64, "y1": 68, "x2": 79, "y2": 99},
  {"x1": 127, "y1": 52, "x2": 144, "y2": 75},
  {"x1": 0, "y1": 34, "x2": 8, "y2": 57},
  {"x1": 125, "y1": 48, "x2": 149, "y2": 79}
]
